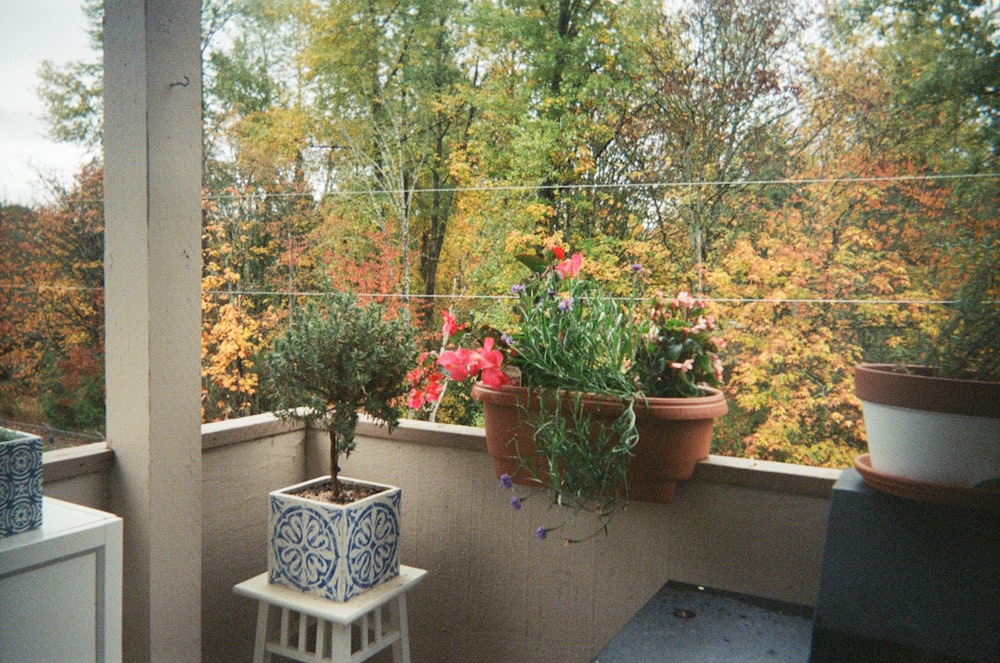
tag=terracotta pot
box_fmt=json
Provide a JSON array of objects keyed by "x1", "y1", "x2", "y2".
[
  {"x1": 855, "y1": 364, "x2": 1000, "y2": 488},
  {"x1": 471, "y1": 383, "x2": 728, "y2": 503}
]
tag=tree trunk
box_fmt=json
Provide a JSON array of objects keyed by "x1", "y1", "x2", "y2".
[{"x1": 328, "y1": 428, "x2": 341, "y2": 500}]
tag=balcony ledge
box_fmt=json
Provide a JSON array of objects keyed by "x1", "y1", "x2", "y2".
[
  {"x1": 357, "y1": 416, "x2": 843, "y2": 499},
  {"x1": 42, "y1": 417, "x2": 843, "y2": 500},
  {"x1": 42, "y1": 443, "x2": 114, "y2": 483}
]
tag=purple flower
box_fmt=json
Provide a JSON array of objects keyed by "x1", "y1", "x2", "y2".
[
  {"x1": 631, "y1": 264, "x2": 644, "y2": 273},
  {"x1": 500, "y1": 333, "x2": 514, "y2": 347},
  {"x1": 511, "y1": 284, "x2": 526, "y2": 295},
  {"x1": 547, "y1": 289, "x2": 556, "y2": 298},
  {"x1": 499, "y1": 473, "x2": 513, "y2": 489},
  {"x1": 535, "y1": 526, "x2": 547, "y2": 540},
  {"x1": 557, "y1": 297, "x2": 574, "y2": 312},
  {"x1": 510, "y1": 496, "x2": 522, "y2": 510}
]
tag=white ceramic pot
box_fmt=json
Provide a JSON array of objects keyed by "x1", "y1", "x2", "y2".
[
  {"x1": 855, "y1": 364, "x2": 1000, "y2": 487},
  {"x1": 0, "y1": 430, "x2": 43, "y2": 537},
  {"x1": 267, "y1": 476, "x2": 401, "y2": 602}
]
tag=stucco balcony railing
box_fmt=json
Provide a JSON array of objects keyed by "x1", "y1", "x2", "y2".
[{"x1": 42, "y1": 413, "x2": 839, "y2": 662}]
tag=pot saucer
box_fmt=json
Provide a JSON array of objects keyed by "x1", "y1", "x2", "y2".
[{"x1": 854, "y1": 454, "x2": 1000, "y2": 510}]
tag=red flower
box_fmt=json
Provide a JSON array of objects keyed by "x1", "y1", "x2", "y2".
[
  {"x1": 442, "y1": 310, "x2": 461, "y2": 337},
  {"x1": 407, "y1": 388, "x2": 426, "y2": 409},
  {"x1": 552, "y1": 246, "x2": 566, "y2": 260},
  {"x1": 425, "y1": 374, "x2": 444, "y2": 401}
]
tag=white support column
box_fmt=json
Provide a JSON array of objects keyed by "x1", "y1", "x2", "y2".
[{"x1": 103, "y1": 1, "x2": 203, "y2": 661}]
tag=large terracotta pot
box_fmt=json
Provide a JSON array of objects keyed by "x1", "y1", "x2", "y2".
[
  {"x1": 855, "y1": 364, "x2": 1000, "y2": 488},
  {"x1": 471, "y1": 383, "x2": 728, "y2": 503}
]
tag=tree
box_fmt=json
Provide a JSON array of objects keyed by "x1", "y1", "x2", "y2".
[
  {"x1": 828, "y1": 0, "x2": 1000, "y2": 163},
  {"x1": 36, "y1": 0, "x2": 104, "y2": 150},
  {"x1": 637, "y1": 0, "x2": 809, "y2": 275},
  {"x1": 702, "y1": 0, "x2": 999, "y2": 466},
  {"x1": 265, "y1": 293, "x2": 416, "y2": 498},
  {"x1": 301, "y1": 0, "x2": 478, "y2": 301},
  {"x1": 0, "y1": 203, "x2": 42, "y2": 417},
  {"x1": 0, "y1": 165, "x2": 105, "y2": 431},
  {"x1": 459, "y1": 0, "x2": 655, "y2": 242}
]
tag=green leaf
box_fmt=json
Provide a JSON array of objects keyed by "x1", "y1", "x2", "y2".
[{"x1": 514, "y1": 253, "x2": 550, "y2": 274}]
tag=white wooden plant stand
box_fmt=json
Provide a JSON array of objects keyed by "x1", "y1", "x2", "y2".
[{"x1": 235, "y1": 565, "x2": 426, "y2": 663}]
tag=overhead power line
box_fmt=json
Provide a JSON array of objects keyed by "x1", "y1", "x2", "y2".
[
  {"x1": 202, "y1": 171, "x2": 1000, "y2": 202},
  {"x1": 0, "y1": 282, "x2": 975, "y2": 306},
  {"x1": 26, "y1": 171, "x2": 1000, "y2": 207}
]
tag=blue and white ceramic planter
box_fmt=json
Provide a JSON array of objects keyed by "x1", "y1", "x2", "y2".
[
  {"x1": 268, "y1": 476, "x2": 401, "y2": 602},
  {"x1": 0, "y1": 430, "x2": 43, "y2": 538}
]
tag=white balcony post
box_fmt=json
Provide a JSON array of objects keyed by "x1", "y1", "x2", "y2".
[{"x1": 103, "y1": 0, "x2": 203, "y2": 661}]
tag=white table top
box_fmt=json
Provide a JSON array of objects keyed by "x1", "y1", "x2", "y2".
[
  {"x1": 0, "y1": 497, "x2": 121, "y2": 555},
  {"x1": 234, "y1": 565, "x2": 427, "y2": 624}
]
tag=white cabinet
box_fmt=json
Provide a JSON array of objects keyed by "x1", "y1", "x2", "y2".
[{"x1": 0, "y1": 497, "x2": 122, "y2": 663}]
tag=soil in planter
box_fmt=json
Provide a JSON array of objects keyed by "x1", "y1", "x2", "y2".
[{"x1": 290, "y1": 479, "x2": 386, "y2": 505}]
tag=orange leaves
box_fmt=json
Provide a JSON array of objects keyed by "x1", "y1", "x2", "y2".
[{"x1": 200, "y1": 296, "x2": 273, "y2": 420}]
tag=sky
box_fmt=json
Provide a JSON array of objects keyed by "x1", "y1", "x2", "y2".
[{"x1": 0, "y1": 0, "x2": 93, "y2": 206}]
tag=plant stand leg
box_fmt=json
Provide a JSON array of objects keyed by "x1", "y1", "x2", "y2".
[
  {"x1": 252, "y1": 601, "x2": 271, "y2": 663},
  {"x1": 391, "y1": 594, "x2": 412, "y2": 663}
]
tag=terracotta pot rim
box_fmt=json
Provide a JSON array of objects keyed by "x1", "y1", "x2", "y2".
[
  {"x1": 471, "y1": 382, "x2": 728, "y2": 420},
  {"x1": 855, "y1": 454, "x2": 1000, "y2": 509},
  {"x1": 855, "y1": 363, "x2": 1000, "y2": 418}
]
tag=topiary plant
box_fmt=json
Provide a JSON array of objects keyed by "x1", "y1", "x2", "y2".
[{"x1": 265, "y1": 292, "x2": 417, "y2": 500}]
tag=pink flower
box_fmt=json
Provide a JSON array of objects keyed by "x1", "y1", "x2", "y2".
[
  {"x1": 712, "y1": 356, "x2": 724, "y2": 383},
  {"x1": 670, "y1": 358, "x2": 695, "y2": 373},
  {"x1": 436, "y1": 337, "x2": 508, "y2": 387},
  {"x1": 438, "y1": 347, "x2": 475, "y2": 381},
  {"x1": 692, "y1": 316, "x2": 710, "y2": 333},
  {"x1": 478, "y1": 338, "x2": 509, "y2": 388},
  {"x1": 555, "y1": 252, "x2": 583, "y2": 279},
  {"x1": 406, "y1": 352, "x2": 432, "y2": 386},
  {"x1": 481, "y1": 367, "x2": 509, "y2": 388},
  {"x1": 407, "y1": 388, "x2": 426, "y2": 409},
  {"x1": 672, "y1": 291, "x2": 696, "y2": 310},
  {"x1": 478, "y1": 337, "x2": 503, "y2": 367}
]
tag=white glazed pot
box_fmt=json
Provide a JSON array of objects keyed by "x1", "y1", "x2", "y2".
[
  {"x1": 855, "y1": 364, "x2": 1000, "y2": 487},
  {"x1": 0, "y1": 430, "x2": 44, "y2": 537},
  {"x1": 268, "y1": 476, "x2": 401, "y2": 602}
]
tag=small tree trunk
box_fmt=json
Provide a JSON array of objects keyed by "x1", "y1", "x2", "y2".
[{"x1": 328, "y1": 428, "x2": 340, "y2": 501}]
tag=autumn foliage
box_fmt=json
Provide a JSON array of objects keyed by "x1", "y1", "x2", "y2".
[
  {"x1": 6, "y1": 0, "x2": 998, "y2": 466},
  {"x1": 0, "y1": 164, "x2": 104, "y2": 431}
]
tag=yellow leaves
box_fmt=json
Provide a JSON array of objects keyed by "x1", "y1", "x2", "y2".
[
  {"x1": 200, "y1": 297, "x2": 273, "y2": 421},
  {"x1": 524, "y1": 204, "x2": 557, "y2": 226}
]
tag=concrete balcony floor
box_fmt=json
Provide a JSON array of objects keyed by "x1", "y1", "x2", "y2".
[{"x1": 595, "y1": 581, "x2": 813, "y2": 663}]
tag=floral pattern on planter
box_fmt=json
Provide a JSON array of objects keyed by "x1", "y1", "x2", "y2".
[
  {"x1": 346, "y1": 500, "x2": 400, "y2": 591},
  {"x1": 268, "y1": 477, "x2": 400, "y2": 602},
  {"x1": 270, "y1": 502, "x2": 341, "y2": 590},
  {"x1": 0, "y1": 433, "x2": 43, "y2": 538}
]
